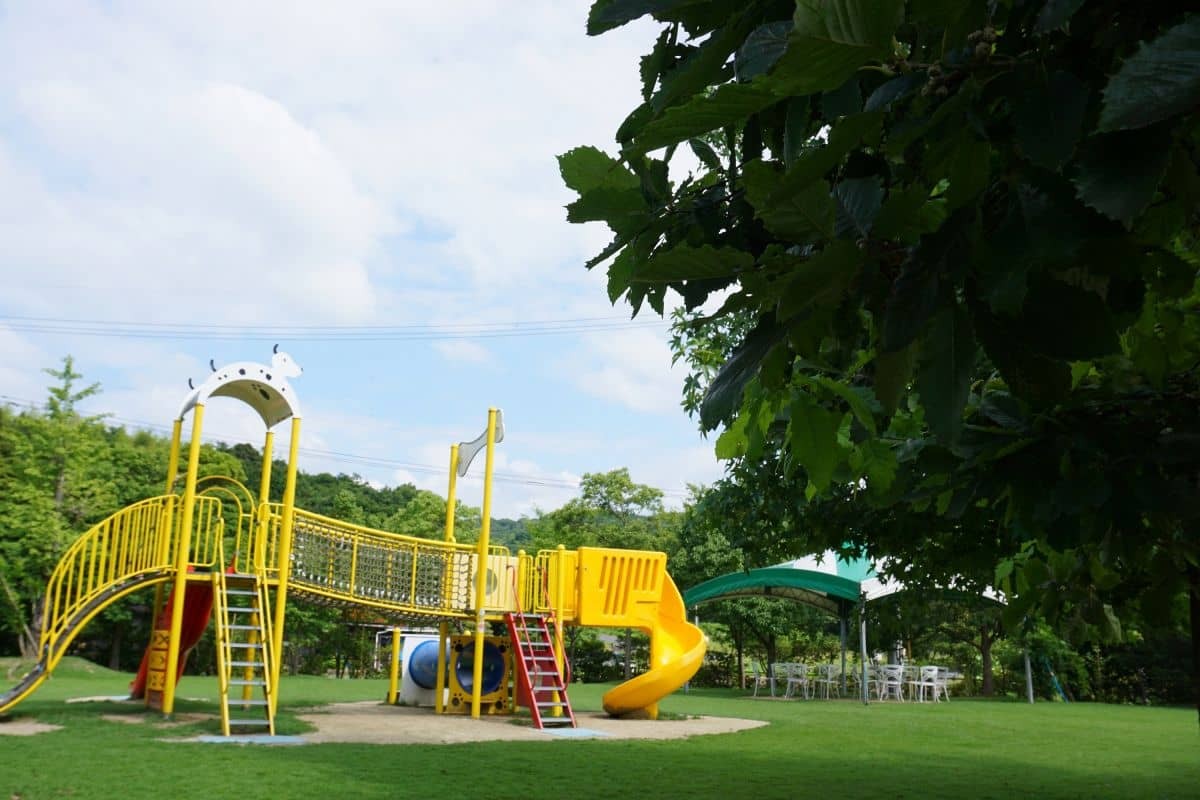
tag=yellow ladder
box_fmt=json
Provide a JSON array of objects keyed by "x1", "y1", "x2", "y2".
[{"x1": 213, "y1": 571, "x2": 275, "y2": 736}]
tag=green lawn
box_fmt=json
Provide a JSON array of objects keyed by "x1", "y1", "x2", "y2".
[{"x1": 2, "y1": 658, "x2": 1197, "y2": 799}]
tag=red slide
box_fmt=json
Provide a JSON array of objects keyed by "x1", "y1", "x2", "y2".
[{"x1": 129, "y1": 577, "x2": 215, "y2": 698}]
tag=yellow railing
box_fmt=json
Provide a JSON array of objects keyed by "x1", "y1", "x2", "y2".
[
  {"x1": 532, "y1": 549, "x2": 579, "y2": 623},
  {"x1": 281, "y1": 507, "x2": 511, "y2": 619},
  {"x1": 38, "y1": 493, "x2": 229, "y2": 671}
]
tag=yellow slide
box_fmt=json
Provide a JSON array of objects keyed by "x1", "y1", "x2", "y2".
[{"x1": 572, "y1": 548, "x2": 706, "y2": 719}]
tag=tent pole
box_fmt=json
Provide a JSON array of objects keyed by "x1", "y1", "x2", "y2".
[
  {"x1": 859, "y1": 597, "x2": 869, "y2": 705},
  {"x1": 1024, "y1": 649, "x2": 1035, "y2": 704},
  {"x1": 839, "y1": 608, "x2": 848, "y2": 696}
]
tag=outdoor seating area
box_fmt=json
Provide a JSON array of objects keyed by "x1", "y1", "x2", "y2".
[{"x1": 752, "y1": 663, "x2": 954, "y2": 703}]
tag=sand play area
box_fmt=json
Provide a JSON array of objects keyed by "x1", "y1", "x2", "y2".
[{"x1": 1, "y1": 699, "x2": 765, "y2": 744}]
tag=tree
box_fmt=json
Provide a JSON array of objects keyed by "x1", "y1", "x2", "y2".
[{"x1": 563, "y1": 1, "x2": 1200, "y2": 717}]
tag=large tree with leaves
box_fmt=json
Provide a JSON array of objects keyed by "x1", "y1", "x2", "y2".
[{"x1": 562, "y1": 1, "x2": 1200, "y2": 716}]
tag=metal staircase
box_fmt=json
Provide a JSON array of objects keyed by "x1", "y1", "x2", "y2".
[
  {"x1": 213, "y1": 571, "x2": 275, "y2": 735},
  {"x1": 504, "y1": 612, "x2": 575, "y2": 729}
]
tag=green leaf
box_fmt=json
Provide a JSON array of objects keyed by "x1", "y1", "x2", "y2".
[
  {"x1": 973, "y1": 308, "x2": 1071, "y2": 406},
  {"x1": 864, "y1": 73, "x2": 922, "y2": 112},
  {"x1": 783, "y1": 97, "x2": 812, "y2": 168},
  {"x1": 1022, "y1": 279, "x2": 1121, "y2": 360},
  {"x1": 776, "y1": 112, "x2": 884, "y2": 198},
  {"x1": 852, "y1": 437, "x2": 897, "y2": 491},
  {"x1": 772, "y1": 0, "x2": 905, "y2": 96},
  {"x1": 735, "y1": 20, "x2": 792, "y2": 82},
  {"x1": 1073, "y1": 127, "x2": 1173, "y2": 229},
  {"x1": 945, "y1": 137, "x2": 991, "y2": 210},
  {"x1": 649, "y1": 10, "x2": 760, "y2": 114},
  {"x1": 714, "y1": 413, "x2": 750, "y2": 459},
  {"x1": 1034, "y1": 0, "x2": 1086, "y2": 33},
  {"x1": 874, "y1": 344, "x2": 915, "y2": 415},
  {"x1": 882, "y1": 261, "x2": 939, "y2": 352},
  {"x1": 700, "y1": 319, "x2": 786, "y2": 430},
  {"x1": 915, "y1": 305, "x2": 976, "y2": 442},
  {"x1": 787, "y1": 394, "x2": 841, "y2": 492},
  {"x1": 873, "y1": 184, "x2": 944, "y2": 244},
  {"x1": 565, "y1": 187, "x2": 648, "y2": 233},
  {"x1": 586, "y1": 0, "x2": 706, "y2": 35},
  {"x1": 1012, "y1": 71, "x2": 1088, "y2": 171},
  {"x1": 559, "y1": 146, "x2": 639, "y2": 194},
  {"x1": 775, "y1": 240, "x2": 863, "y2": 321},
  {"x1": 1098, "y1": 16, "x2": 1200, "y2": 132},
  {"x1": 688, "y1": 138, "x2": 723, "y2": 172},
  {"x1": 634, "y1": 244, "x2": 754, "y2": 283},
  {"x1": 821, "y1": 77, "x2": 862, "y2": 119},
  {"x1": 629, "y1": 81, "x2": 780, "y2": 155},
  {"x1": 606, "y1": 247, "x2": 636, "y2": 303},
  {"x1": 833, "y1": 176, "x2": 883, "y2": 238},
  {"x1": 805, "y1": 375, "x2": 880, "y2": 434},
  {"x1": 743, "y1": 160, "x2": 836, "y2": 242}
]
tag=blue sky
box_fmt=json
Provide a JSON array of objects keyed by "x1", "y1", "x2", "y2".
[{"x1": 0, "y1": 2, "x2": 725, "y2": 518}]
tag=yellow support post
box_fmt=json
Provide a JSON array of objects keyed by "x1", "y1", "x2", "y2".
[
  {"x1": 387, "y1": 627, "x2": 401, "y2": 704},
  {"x1": 436, "y1": 444, "x2": 459, "y2": 715},
  {"x1": 148, "y1": 418, "x2": 185, "y2": 652},
  {"x1": 551, "y1": 544, "x2": 567, "y2": 718},
  {"x1": 255, "y1": 430, "x2": 274, "y2": 573},
  {"x1": 270, "y1": 417, "x2": 302, "y2": 716},
  {"x1": 161, "y1": 406, "x2": 205, "y2": 717},
  {"x1": 469, "y1": 408, "x2": 498, "y2": 719}
]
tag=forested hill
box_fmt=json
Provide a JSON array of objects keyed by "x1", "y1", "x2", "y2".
[{"x1": 0, "y1": 397, "x2": 529, "y2": 654}]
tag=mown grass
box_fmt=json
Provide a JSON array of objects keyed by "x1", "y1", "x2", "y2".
[{"x1": 2, "y1": 658, "x2": 1197, "y2": 799}]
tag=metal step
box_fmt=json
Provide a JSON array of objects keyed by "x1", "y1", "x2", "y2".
[
  {"x1": 227, "y1": 624, "x2": 259, "y2": 631},
  {"x1": 228, "y1": 718, "x2": 270, "y2": 726},
  {"x1": 227, "y1": 606, "x2": 259, "y2": 614},
  {"x1": 226, "y1": 699, "x2": 269, "y2": 707},
  {"x1": 225, "y1": 588, "x2": 257, "y2": 596},
  {"x1": 231, "y1": 660, "x2": 265, "y2": 668},
  {"x1": 229, "y1": 679, "x2": 266, "y2": 687},
  {"x1": 230, "y1": 642, "x2": 263, "y2": 649}
]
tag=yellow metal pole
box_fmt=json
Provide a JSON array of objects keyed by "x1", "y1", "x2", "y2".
[
  {"x1": 387, "y1": 628, "x2": 402, "y2": 704},
  {"x1": 436, "y1": 444, "x2": 459, "y2": 715},
  {"x1": 551, "y1": 544, "x2": 567, "y2": 717},
  {"x1": 469, "y1": 408, "x2": 498, "y2": 719},
  {"x1": 270, "y1": 417, "x2": 302, "y2": 715},
  {"x1": 164, "y1": 419, "x2": 182, "y2": 493},
  {"x1": 161, "y1": 406, "x2": 205, "y2": 717},
  {"x1": 254, "y1": 430, "x2": 274, "y2": 574},
  {"x1": 148, "y1": 417, "x2": 184, "y2": 671}
]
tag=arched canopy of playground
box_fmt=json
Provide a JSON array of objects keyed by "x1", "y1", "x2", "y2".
[{"x1": 682, "y1": 555, "x2": 1010, "y2": 703}]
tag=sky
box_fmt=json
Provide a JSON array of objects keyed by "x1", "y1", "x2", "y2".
[{"x1": 0, "y1": 1, "x2": 727, "y2": 520}]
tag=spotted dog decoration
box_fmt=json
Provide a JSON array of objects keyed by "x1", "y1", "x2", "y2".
[{"x1": 177, "y1": 345, "x2": 304, "y2": 428}]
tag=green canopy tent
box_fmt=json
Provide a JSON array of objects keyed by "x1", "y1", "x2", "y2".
[{"x1": 682, "y1": 554, "x2": 1022, "y2": 703}]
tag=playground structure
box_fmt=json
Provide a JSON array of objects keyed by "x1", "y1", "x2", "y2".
[{"x1": 0, "y1": 350, "x2": 706, "y2": 733}]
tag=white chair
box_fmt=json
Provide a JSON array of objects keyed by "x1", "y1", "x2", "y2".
[
  {"x1": 934, "y1": 667, "x2": 952, "y2": 702},
  {"x1": 879, "y1": 664, "x2": 905, "y2": 701},
  {"x1": 783, "y1": 663, "x2": 811, "y2": 699},
  {"x1": 814, "y1": 664, "x2": 841, "y2": 699},
  {"x1": 913, "y1": 665, "x2": 940, "y2": 702},
  {"x1": 750, "y1": 661, "x2": 771, "y2": 697}
]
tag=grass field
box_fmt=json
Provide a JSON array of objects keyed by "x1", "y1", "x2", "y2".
[{"x1": 2, "y1": 657, "x2": 1197, "y2": 799}]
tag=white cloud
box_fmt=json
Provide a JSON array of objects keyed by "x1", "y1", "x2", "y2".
[
  {"x1": 432, "y1": 340, "x2": 490, "y2": 364},
  {"x1": 573, "y1": 327, "x2": 684, "y2": 414}
]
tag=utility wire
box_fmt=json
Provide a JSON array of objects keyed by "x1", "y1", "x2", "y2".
[
  {"x1": 0, "y1": 314, "x2": 667, "y2": 342},
  {"x1": 0, "y1": 394, "x2": 690, "y2": 499}
]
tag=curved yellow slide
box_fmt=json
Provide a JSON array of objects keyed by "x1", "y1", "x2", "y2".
[{"x1": 601, "y1": 574, "x2": 706, "y2": 719}]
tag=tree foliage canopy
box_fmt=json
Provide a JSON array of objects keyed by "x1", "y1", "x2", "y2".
[{"x1": 563, "y1": 1, "x2": 1200, "y2": 642}]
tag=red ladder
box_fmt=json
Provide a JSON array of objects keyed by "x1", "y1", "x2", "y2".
[{"x1": 504, "y1": 612, "x2": 576, "y2": 729}]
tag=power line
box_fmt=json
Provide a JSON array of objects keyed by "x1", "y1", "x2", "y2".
[
  {"x1": 0, "y1": 314, "x2": 668, "y2": 342},
  {"x1": 0, "y1": 394, "x2": 690, "y2": 499}
]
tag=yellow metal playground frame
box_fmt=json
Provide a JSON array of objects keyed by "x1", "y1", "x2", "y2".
[{"x1": 1, "y1": 352, "x2": 705, "y2": 725}]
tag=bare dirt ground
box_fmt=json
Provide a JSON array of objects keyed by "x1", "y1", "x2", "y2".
[
  {"x1": 296, "y1": 701, "x2": 766, "y2": 744},
  {"x1": 2, "y1": 700, "x2": 766, "y2": 744}
]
